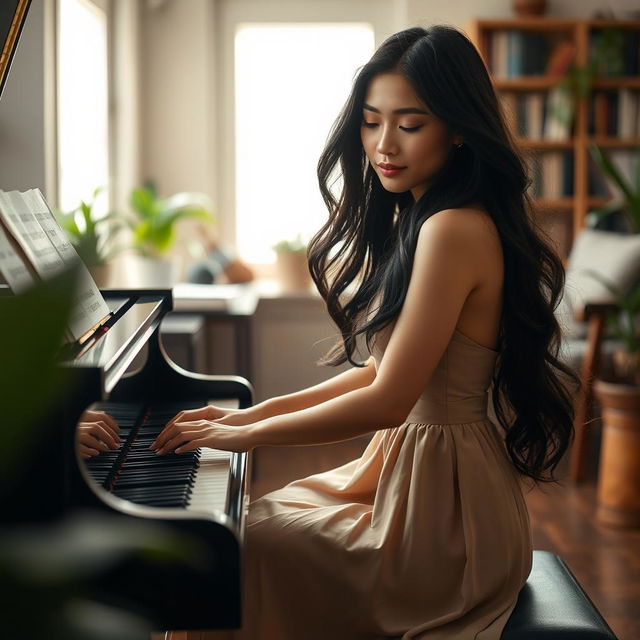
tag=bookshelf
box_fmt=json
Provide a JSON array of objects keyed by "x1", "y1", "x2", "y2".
[{"x1": 467, "y1": 17, "x2": 640, "y2": 261}]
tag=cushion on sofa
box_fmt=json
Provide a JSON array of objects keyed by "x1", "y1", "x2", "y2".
[{"x1": 555, "y1": 229, "x2": 640, "y2": 340}]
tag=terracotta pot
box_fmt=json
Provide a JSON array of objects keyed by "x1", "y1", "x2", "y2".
[
  {"x1": 593, "y1": 379, "x2": 640, "y2": 528},
  {"x1": 275, "y1": 251, "x2": 312, "y2": 293},
  {"x1": 612, "y1": 349, "x2": 640, "y2": 386},
  {"x1": 512, "y1": 0, "x2": 547, "y2": 16}
]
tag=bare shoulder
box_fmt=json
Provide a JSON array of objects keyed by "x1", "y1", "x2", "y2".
[
  {"x1": 417, "y1": 206, "x2": 503, "y2": 291},
  {"x1": 418, "y1": 206, "x2": 501, "y2": 260},
  {"x1": 422, "y1": 205, "x2": 500, "y2": 243}
]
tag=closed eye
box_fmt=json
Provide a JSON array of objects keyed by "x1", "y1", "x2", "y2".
[{"x1": 361, "y1": 121, "x2": 423, "y2": 133}]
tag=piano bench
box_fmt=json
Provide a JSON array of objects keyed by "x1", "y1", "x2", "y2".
[
  {"x1": 500, "y1": 550, "x2": 617, "y2": 639},
  {"x1": 388, "y1": 550, "x2": 618, "y2": 639}
]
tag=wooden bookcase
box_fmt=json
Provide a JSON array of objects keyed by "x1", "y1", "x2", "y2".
[{"x1": 467, "y1": 17, "x2": 640, "y2": 261}]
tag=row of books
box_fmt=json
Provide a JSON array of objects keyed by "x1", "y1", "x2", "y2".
[
  {"x1": 589, "y1": 30, "x2": 640, "y2": 77},
  {"x1": 0, "y1": 189, "x2": 111, "y2": 344},
  {"x1": 486, "y1": 28, "x2": 640, "y2": 79},
  {"x1": 500, "y1": 87, "x2": 573, "y2": 140},
  {"x1": 523, "y1": 148, "x2": 638, "y2": 201},
  {"x1": 487, "y1": 32, "x2": 576, "y2": 78},
  {"x1": 588, "y1": 88, "x2": 640, "y2": 138},
  {"x1": 526, "y1": 151, "x2": 574, "y2": 199}
]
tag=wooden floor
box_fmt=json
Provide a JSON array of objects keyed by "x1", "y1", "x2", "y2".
[
  {"x1": 524, "y1": 477, "x2": 640, "y2": 640},
  {"x1": 251, "y1": 434, "x2": 640, "y2": 640}
]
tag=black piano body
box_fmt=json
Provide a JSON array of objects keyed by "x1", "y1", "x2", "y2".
[{"x1": 3, "y1": 288, "x2": 253, "y2": 631}]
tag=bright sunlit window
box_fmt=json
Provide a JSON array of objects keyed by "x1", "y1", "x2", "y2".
[
  {"x1": 234, "y1": 23, "x2": 374, "y2": 263},
  {"x1": 57, "y1": 0, "x2": 109, "y2": 215}
]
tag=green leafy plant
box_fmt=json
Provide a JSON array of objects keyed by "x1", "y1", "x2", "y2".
[
  {"x1": 272, "y1": 233, "x2": 308, "y2": 254},
  {"x1": 0, "y1": 267, "x2": 79, "y2": 489},
  {"x1": 123, "y1": 180, "x2": 215, "y2": 259},
  {"x1": 586, "y1": 144, "x2": 640, "y2": 233},
  {"x1": 55, "y1": 187, "x2": 124, "y2": 267}
]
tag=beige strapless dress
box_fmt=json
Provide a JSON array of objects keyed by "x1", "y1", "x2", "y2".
[{"x1": 229, "y1": 323, "x2": 533, "y2": 640}]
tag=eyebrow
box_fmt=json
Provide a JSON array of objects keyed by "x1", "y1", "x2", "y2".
[{"x1": 363, "y1": 103, "x2": 430, "y2": 115}]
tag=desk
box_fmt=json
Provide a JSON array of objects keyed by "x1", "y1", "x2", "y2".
[{"x1": 170, "y1": 283, "x2": 260, "y2": 382}]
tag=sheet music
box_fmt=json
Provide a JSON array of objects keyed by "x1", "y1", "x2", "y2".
[
  {"x1": 0, "y1": 189, "x2": 111, "y2": 341},
  {"x1": 0, "y1": 223, "x2": 35, "y2": 293},
  {"x1": 0, "y1": 190, "x2": 66, "y2": 276}
]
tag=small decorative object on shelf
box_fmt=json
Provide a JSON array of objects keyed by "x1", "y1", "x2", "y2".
[{"x1": 512, "y1": 0, "x2": 547, "y2": 18}]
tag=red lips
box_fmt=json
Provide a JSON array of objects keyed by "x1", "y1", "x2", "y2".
[{"x1": 378, "y1": 162, "x2": 405, "y2": 170}]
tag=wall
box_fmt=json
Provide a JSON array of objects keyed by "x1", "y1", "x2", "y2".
[{"x1": 139, "y1": 0, "x2": 215, "y2": 198}]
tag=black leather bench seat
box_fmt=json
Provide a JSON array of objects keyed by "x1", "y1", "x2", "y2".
[
  {"x1": 388, "y1": 550, "x2": 618, "y2": 639},
  {"x1": 501, "y1": 550, "x2": 617, "y2": 639}
]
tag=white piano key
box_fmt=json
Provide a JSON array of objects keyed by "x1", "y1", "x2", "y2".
[
  {"x1": 187, "y1": 447, "x2": 232, "y2": 513},
  {"x1": 186, "y1": 397, "x2": 240, "y2": 514}
]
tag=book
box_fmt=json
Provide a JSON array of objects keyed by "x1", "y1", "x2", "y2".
[
  {"x1": 0, "y1": 188, "x2": 112, "y2": 344},
  {"x1": 172, "y1": 282, "x2": 258, "y2": 313}
]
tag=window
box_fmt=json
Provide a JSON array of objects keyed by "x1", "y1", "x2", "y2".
[
  {"x1": 57, "y1": 0, "x2": 110, "y2": 215},
  {"x1": 234, "y1": 23, "x2": 374, "y2": 264}
]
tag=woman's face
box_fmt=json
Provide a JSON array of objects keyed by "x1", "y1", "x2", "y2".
[{"x1": 360, "y1": 72, "x2": 461, "y2": 201}]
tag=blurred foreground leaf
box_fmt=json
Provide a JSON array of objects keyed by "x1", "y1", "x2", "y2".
[{"x1": 0, "y1": 266, "x2": 78, "y2": 492}]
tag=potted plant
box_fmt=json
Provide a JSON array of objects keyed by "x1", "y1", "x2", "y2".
[
  {"x1": 583, "y1": 142, "x2": 640, "y2": 376},
  {"x1": 272, "y1": 233, "x2": 312, "y2": 293},
  {"x1": 580, "y1": 144, "x2": 640, "y2": 527},
  {"x1": 55, "y1": 187, "x2": 124, "y2": 288},
  {"x1": 121, "y1": 180, "x2": 215, "y2": 287},
  {"x1": 582, "y1": 273, "x2": 640, "y2": 528}
]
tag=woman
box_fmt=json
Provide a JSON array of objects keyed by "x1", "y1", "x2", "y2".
[{"x1": 152, "y1": 24, "x2": 580, "y2": 639}]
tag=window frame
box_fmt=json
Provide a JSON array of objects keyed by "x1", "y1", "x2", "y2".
[{"x1": 215, "y1": 0, "x2": 395, "y2": 278}]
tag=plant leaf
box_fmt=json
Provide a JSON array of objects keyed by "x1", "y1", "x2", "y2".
[{"x1": 589, "y1": 144, "x2": 635, "y2": 203}]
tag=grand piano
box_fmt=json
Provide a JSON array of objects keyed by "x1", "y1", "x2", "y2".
[{"x1": 2, "y1": 286, "x2": 253, "y2": 631}]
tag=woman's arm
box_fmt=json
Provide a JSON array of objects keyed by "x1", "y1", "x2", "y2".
[
  {"x1": 242, "y1": 356, "x2": 378, "y2": 422},
  {"x1": 162, "y1": 355, "x2": 378, "y2": 430}
]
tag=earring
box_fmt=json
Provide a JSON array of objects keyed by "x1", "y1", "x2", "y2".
[{"x1": 455, "y1": 141, "x2": 464, "y2": 148}]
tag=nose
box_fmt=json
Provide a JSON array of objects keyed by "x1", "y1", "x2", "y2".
[{"x1": 376, "y1": 124, "x2": 399, "y2": 157}]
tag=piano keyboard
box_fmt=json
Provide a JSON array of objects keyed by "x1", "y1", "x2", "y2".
[{"x1": 84, "y1": 400, "x2": 232, "y2": 514}]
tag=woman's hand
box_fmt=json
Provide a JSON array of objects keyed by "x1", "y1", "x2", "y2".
[
  {"x1": 162, "y1": 404, "x2": 246, "y2": 431},
  {"x1": 150, "y1": 419, "x2": 254, "y2": 455},
  {"x1": 76, "y1": 410, "x2": 120, "y2": 459}
]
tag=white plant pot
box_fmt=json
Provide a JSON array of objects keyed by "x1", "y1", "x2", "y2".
[{"x1": 131, "y1": 256, "x2": 178, "y2": 288}]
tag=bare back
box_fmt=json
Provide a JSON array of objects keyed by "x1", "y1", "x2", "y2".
[{"x1": 450, "y1": 204, "x2": 504, "y2": 352}]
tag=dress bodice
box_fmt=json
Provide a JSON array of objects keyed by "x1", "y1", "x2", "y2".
[{"x1": 370, "y1": 322, "x2": 499, "y2": 424}]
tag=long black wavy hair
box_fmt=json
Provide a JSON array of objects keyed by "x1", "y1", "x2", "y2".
[{"x1": 307, "y1": 24, "x2": 581, "y2": 487}]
